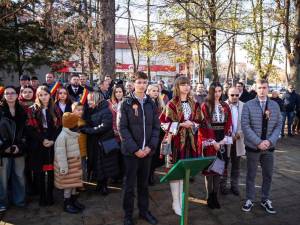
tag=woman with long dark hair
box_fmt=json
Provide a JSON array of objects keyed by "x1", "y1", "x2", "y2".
[
  {"x1": 18, "y1": 85, "x2": 35, "y2": 112},
  {"x1": 0, "y1": 86, "x2": 27, "y2": 212},
  {"x1": 54, "y1": 87, "x2": 73, "y2": 133},
  {"x1": 18, "y1": 85, "x2": 36, "y2": 195},
  {"x1": 108, "y1": 84, "x2": 126, "y2": 142},
  {"x1": 198, "y1": 82, "x2": 232, "y2": 209},
  {"x1": 108, "y1": 84, "x2": 126, "y2": 183},
  {"x1": 26, "y1": 86, "x2": 58, "y2": 206},
  {"x1": 160, "y1": 76, "x2": 202, "y2": 216}
]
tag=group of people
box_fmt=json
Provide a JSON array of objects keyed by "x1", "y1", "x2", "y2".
[{"x1": 0, "y1": 71, "x2": 288, "y2": 225}]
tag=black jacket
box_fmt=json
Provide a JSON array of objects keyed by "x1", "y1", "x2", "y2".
[
  {"x1": 282, "y1": 90, "x2": 298, "y2": 112},
  {"x1": 67, "y1": 84, "x2": 84, "y2": 102},
  {"x1": 0, "y1": 102, "x2": 27, "y2": 158},
  {"x1": 117, "y1": 93, "x2": 160, "y2": 156},
  {"x1": 239, "y1": 89, "x2": 252, "y2": 103},
  {"x1": 83, "y1": 100, "x2": 119, "y2": 180},
  {"x1": 270, "y1": 97, "x2": 284, "y2": 112}
]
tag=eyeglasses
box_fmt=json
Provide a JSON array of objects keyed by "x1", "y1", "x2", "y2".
[
  {"x1": 59, "y1": 92, "x2": 67, "y2": 95},
  {"x1": 230, "y1": 94, "x2": 239, "y2": 97},
  {"x1": 4, "y1": 92, "x2": 17, "y2": 96}
]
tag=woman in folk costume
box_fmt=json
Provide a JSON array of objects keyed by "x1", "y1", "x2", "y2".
[
  {"x1": 198, "y1": 82, "x2": 232, "y2": 209},
  {"x1": 54, "y1": 112, "x2": 85, "y2": 214},
  {"x1": 146, "y1": 84, "x2": 166, "y2": 185},
  {"x1": 160, "y1": 76, "x2": 203, "y2": 216}
]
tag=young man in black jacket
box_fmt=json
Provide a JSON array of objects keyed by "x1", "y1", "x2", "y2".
[
  {"x1": 117, "y1": 72, "x2": 160, "y2": 225},
  {"x1": 282, "y1": 84, "x2": 298, "y2": 136}
]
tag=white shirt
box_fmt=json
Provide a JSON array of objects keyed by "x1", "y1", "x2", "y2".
[
  {"x1": 59, "y1": 102, "x2": 66, "y2": 113},
  {"x1": 230, "y1": 103, "x2": 239, "y2": 135},
  {"x1": 72, "y1": 86, "x2": 78, "y2": 94},
  {"x1": 42, "y1": 108, "x2": 48, "y2": 128}
]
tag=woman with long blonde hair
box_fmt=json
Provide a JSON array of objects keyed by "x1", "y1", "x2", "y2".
[
  {"x1": 160, "y1": 76, "x2": 202, "y2": 216},
  {"x1": 26, "y1": 86, "x2": 58, "y2": 206},
  {"x1": 146, "y1": 84, "x2": 166, "y2": 185}
]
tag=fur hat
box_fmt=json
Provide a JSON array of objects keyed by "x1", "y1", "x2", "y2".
[{"x1": 62, "y1": 112, "x2": 79, "y2": 129}]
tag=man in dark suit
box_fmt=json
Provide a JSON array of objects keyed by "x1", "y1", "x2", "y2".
[{"x1": 67, "y1": 74, "x2": 84, "y2": 102}]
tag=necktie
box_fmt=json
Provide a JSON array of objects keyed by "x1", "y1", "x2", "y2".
[{"x1": 261, "y1": 101, "x2": 266, "y2": 112}]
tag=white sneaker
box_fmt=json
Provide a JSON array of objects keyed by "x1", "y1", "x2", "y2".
[
  {"x1": 242, "y1": 199, "x2": 254, "y2": 212},
  {"x1": 261, "y1": 199, "x2": 276, "y2": 214},
  {"x1": 0, "y1": 206, "x2": 7, "y2": 212}
]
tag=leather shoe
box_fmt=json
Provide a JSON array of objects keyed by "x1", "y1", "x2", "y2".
[
  {"x1": 139, "y1": 211, "x2": 158, "y2": 225},
  {"x1": 124, "y1": 218, "x2": 134, "y2": 225}
]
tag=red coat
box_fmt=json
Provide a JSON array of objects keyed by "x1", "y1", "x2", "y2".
[
  {"x1": 198, "y1": 102, "x2": 232, "y2": 156},
  {"x1": 198, "y1": 102, "x2": 232, "y2": 176},
  {"x1": 160, "y1": 96, "x2": 203, "y2": 163}
]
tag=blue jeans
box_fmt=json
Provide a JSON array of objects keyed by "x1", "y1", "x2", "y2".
[
  {"x1": 0, "y1": 157, "x2": 26, "y2": 207},
  {"x1": 282, "y1": 111, "x2": 295, "y2": 135}
]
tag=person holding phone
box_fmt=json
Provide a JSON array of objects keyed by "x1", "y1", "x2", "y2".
[{"x1": 0, "y1": 86, "x2": 28, "y2": 212}]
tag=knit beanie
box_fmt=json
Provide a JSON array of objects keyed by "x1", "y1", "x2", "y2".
[{"x1": 62, "y1": 112, "x2": 79, "y2": 129}]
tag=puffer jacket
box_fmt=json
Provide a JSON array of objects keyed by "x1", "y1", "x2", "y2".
[
  {"x1": 241, "y1": 97, "x2": 282, "y2": 151},
  {"x1": 54, "y1": 127, "x2": 82, "y2": 189},
  {"x1": 117, "y1": 93, "x2": 160, "y2": 156}
]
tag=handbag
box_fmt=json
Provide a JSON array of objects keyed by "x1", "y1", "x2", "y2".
[
  {"x1": 208, "y1": 157, "x2": 225, "y2": 175},
  {"x1": 98, "y1": 138, "x2": 120, "y2": 154},
  {"x1": 160, "y1": 133, "x2": 172, "y2": 155},
  {"x1": 207, "y1": 146, "x2": 225, "y2": 175}
]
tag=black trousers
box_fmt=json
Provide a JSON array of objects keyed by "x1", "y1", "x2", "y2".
[
  {"x1": 36, "y1": 170, "x2": 54, "y2": 204},
  {"x1": 123, "y1": 155, "x2": 152, "y2": 219}
]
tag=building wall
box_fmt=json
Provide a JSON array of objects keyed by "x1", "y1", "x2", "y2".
[{"x1": 0, "y1": 65, "x2": 51, "y2": 86}]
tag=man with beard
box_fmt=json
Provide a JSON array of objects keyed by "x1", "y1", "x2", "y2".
[{"x1": 67, "y1": 74, "x2": 84, "y2": 102}]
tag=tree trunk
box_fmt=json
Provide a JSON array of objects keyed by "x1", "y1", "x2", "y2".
[
  {"x1": 208, "y1": 0, "x2": 218, "y2": 81},
  {"x1": 294, "y1": 0, "x2": 300, "y2": 91},
  {"x1": 127, "y1": 0, "x2": 137, "y2": 73},
  {"x1": 99, "y1": 0, "x2": 115, "y2": 80},
  {"x1": 147, "y1": 0, "x2": 151, "y2": 80}
]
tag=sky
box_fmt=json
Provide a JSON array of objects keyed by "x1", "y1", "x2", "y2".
[{"x1": 115, "y1": 0, "x2": 286, "y2": 69}]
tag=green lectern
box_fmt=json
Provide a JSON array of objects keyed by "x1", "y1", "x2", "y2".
[{"x1": 160, "y1": 157, "x2": 215, "y2": 225}]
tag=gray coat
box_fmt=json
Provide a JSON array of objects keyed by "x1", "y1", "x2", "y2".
[{"x1": 241, "y1": 97, "x2": 282, "y2": 151}]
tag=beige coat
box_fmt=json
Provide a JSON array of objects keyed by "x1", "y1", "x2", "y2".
[
  {"x1": 54, "y1": 127, "x2": 83, "y2": 189},
  {"x1": 226, "y1": 100, "x2": 246, "y2": 157}
]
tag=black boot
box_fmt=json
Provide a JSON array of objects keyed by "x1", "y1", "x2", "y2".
[
  {"x1": 213, "y1": 192, "x2": 221, "y2": 209},
  {"x1": 64, "y1": 198, "x2": 80, "y2": 214},
  {"x1": 71, "y1": 194, "x2": 85, "y2": 211},
  {"x1": 207, "y1": 193, "x2": 215, "y2": 209}
]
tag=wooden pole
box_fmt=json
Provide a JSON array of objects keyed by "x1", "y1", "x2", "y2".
[{"x1": 181, "y1": 169, "x2": 190, "y2": 225}]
